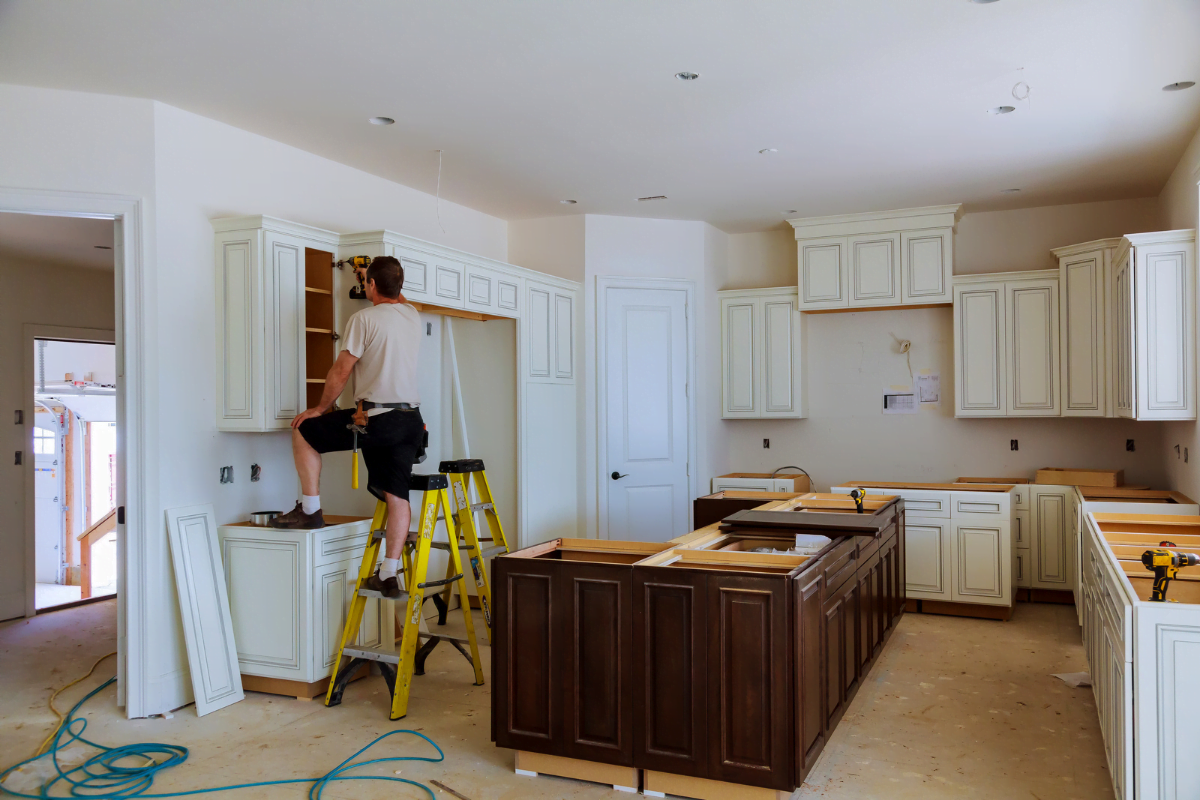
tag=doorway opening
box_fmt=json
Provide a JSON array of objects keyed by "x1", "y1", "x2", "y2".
[{"x1": 33, "y1": 338, "x2": 118, "y2": 610}]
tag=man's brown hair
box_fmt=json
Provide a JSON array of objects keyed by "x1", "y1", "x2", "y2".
[{"x1": 366, "y1": 255, "x2": 404, "y2": 298}]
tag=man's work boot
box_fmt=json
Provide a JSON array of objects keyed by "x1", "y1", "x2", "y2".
[
  {"x1": 362, "y1": 569, "x2": 401, "y2": 598},
  {"x1": 269, "y1": 502, "x2": 326, "y2": 529}
]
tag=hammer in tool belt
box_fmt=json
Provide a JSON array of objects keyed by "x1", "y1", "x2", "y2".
[{"x1": 348, "y1": 400, "x2": 368, "y2": 489}]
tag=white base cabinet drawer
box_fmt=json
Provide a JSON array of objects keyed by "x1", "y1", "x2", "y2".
[{"x1": 1015, "y1": 548, "x2": 1030, "y2": 588}]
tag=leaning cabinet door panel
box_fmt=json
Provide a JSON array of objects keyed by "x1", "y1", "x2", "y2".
[
  {"x1": 1006, "y1": 280, "x2": 1060, "y2": 416},
  {"x1": 263, "y1": 233, "x2": 305, "y2": 429},
  {"x1": 903, "y1": 518, "x2": 951, "y2": 601},
  {"x1": 560, "y1": 564, "x2": 634, "y2": 766},
  {"x1": 955, "y1": 282, "x2": 1007, "y2": 416},
  {"x1": 1031, "y1": 487, "x2": 1070, "y2": 590},
  {"x1": 634, "y1": 569, "x2": 708, "y2": 778},
  {"x1": 493, "y1": 559, "x2": 560, "y2": 753},
  {"x1": 848, "y1": 233, "x2": 900, "y2": 307},
  {"x1": 706, "y1": 574, "x2": 791, "y2": 790},
  {"x1": 1136, "y1": 241, "x2": 1196, "y2": 419},
  {"x1": 215, "y1": 231, "x2": 263, "y2": 430},
  {"x1": 901, "y1": 228, "x2": 951, "y2": 304},
  {"x1": 798, "y1": 236, "x2": 848, "y2": 310},
  {"x1": 762, "y1": 299, "x2": 799, "y2": 415},
  {"x1": 951, "y1": 521, "x2": 1007, "y2": 605},
  {"x1": 721, "y1": 298, "x2": 756, "y2": 416},
  {"x1": 1060, "y1": 252, "x2": 1106, "y2": 416}
]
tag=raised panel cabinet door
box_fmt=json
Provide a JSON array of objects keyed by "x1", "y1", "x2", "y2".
[
  {"x1": 1006, "y1": 280, "x2": 1060, "y2": 416},
  {"x1": 856, "y1": 554, "x2": 878, "y2": 671},
  {"x1": 840, "y1": 578, "x2": 860, "y2": 702},
  {"x1": 901, "y1": 228, "x2": 952, "y2": 304},
  {"x1": 954, "y1": 282, "x2": 1007, "y2": 416},
  {"x1": 492, "y1": 557, "x2": 561, "y2": 754},
  {"x1": 1031, "y1": 487, "x2": 1070, "y2": 589},
  {"x1": 394, "y1": 245, "x2": 429, "y2": 300},
  {"x1": 554, "y1": 291, "x2": 575, "y2": 379},
  {"x1": 1113, "y1": 249, "x2": 1135, "y2": 418},
  {"x1": 721, "y1": 298, "x2": 756, "y2": 416},
  {"x1": 633, "y1": 568, "x2": 708, "y2": 778},
  {"x1": 497, "y1": 278, "x2": 520, "y2": 314},
  {"x1": 794, "y1": 570, "x2": 825, "y2": 775},
  {"x1": 762, "y1": 298, "x2": 800, "y2": 416},
  {"x1": 433, "y1": 259, "x2": 465, "y2": 307},
  {"x1": 903, "y1": 519, "x2": 951, "y2": 601},
  {"x1": 951, "y1": 522, "x2": 1007, "y2": 604},
  {"x1": 315, "y1": 562, "x2": 349, "y2": 675},
  {"x1": 798, "y1": 236, "x2": 848, "y2": 309},
  {"x1": 823, "y1": 587, "x2": 847, "y2": 731},
  {"x1": 264, "y1": 234, "x2": 307, "y2": 429},
  {"x1": 221, "y1": 533, "x2": 304, "y2": 676},
  {"x1": 848, "y1": 232, "x2": 901, "y2": 307},
  {"x1": 1060, "y1": 252, "x2": 1106, "y2": 416},
  {"x1": 706, "y1": 574, "x2": 792, "y2": 790},
  {"x1": 216, "y1": 231, "x2": 263, "y2": 430},
  {"x1": 1136, "y1": 242, "x2": 1196, "y2": 419},
  {"x1": 560, "y1": 563, "x2": 634, "y2": 766},
  {"x1": 465, "y1": 267, "x2": 495, "y2": 312},
  {"x1": 526, "y1": 284, "x2": 552, "y2": 378}
]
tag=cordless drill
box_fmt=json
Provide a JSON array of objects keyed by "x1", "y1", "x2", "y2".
[
  {"x1": 1141, "y1": 548, "x2": 1200, "y2": 602},
  {"x1": 850, "y1": 489, "x2": 866, "y2": 514}
]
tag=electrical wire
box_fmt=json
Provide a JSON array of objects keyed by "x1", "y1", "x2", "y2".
[
  {"x1": 772, "y1": 465, "x2": 812, "y2": 488},
  {"x1": 2, "y1": 674, "x2": 445, "y2": 800},
  {"x1": 435, "y1": 150, "x2": 446, "y2": 235},
  {"x1": 34, "y1": 652, "x2": 117, "y2": 757}
]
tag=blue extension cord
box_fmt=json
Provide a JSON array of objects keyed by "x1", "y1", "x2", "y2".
[{"x1": 0, "y1": 677, "x2": 446, "y2": 799}]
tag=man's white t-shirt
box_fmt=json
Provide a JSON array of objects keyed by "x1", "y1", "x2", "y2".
[{"x1": 341, "y1": 302, "x2": 422, "y2": 405}]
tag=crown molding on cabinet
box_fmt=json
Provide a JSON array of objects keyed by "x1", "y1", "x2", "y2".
[
  {"x1": 1050, "y1": 237, "x2": 1123, "y2": 259},
  {"x1": 788, "y1": 204, "x2": 963, "y2": 239},
  {"x1": 953, "y1": 268, "x2": 1059, "y2": 285},
  {"x1": 210, "y1": 215, "x2": 340, "y2": 246}
]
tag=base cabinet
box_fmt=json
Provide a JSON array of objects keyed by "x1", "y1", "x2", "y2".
[{"x1": 1030, "y1": 485, "x2": 1072, "y2": 591}]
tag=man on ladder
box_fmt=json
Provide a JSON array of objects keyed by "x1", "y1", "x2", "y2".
[{"x1": 271, "y1": 255, "x2": 421, "y2": 601}]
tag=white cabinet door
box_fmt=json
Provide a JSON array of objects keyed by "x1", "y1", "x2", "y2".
[
  {"x1": 1006, "y1": 279, "x2": 1060, "y2": 416},
  {"x1": 215, "y1": 230, "x2": 264, "y2": 431},
  {"x1": 433, "y1": 258, "x2": 465, "y2": 308},
  {"x1": 264, "y1": 232, "x2": 306, "y2": 429},
  {"x1": 465, "y1": 265, "x2": 497, "y2": 314},
  {"x1": 904, "y1": 518, "x2": 951, "y2": 601},
  {"x1": 901, "y1": 228, "x2": 952, "y2": 304},
  {"x1": 221, "y1": 531, "x2": 307, "y2": 679},
  {"x1": 1060, "y1": 251, "x2": 1107, "y2": 416},
  {"x1": 761, "y1": 298, "x2": 801, "y2": 416},
  {"x1": 527, "y1": 283, "x2": 552, "y2": 378},
  {"x1": 553, "y1": 290, "x2": 574, "y2": 379},
  {"x1": 1113, "y1": 248, "x2": 1135, "y2": 418},
  {"x1": 1031, "y1": 486, "x2": 1071, "y2": 590},
  {"x1": 721, "y1": 297, "x2": 756, "y2": 417},
  {"x1": 848, "y1": 232, "x2": 900, "y2": 307},
  {"x1": 798, "y1": 236, "x2": 848, "y2": 310},
  {"x1": 496, "y1": 276, "x2": 521, "y2": 315},
  {"x1": 954, "y1": 282, "x2": 1007, "y2": 416},
  {"x1": 393, "y1": 244, "x2": 431, "y2": 301},
  {"x1": 1135, "y1": 241, "x2": 1196, "y2": 419},
  {"x1": 951, "y1": 521, "x2": 1007, "y2": 605}
]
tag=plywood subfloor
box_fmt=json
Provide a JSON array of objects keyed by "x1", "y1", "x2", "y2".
[{"x1": 0, "y1": 601, "x2": 1108, "y2": 799}]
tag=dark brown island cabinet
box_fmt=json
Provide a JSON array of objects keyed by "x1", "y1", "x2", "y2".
[{"x1": 492, "y1": 494, "x2": 905, "y2": 800}]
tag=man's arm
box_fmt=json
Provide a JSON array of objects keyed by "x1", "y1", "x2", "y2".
[{"x1": 291, "y1": 350, "x2": 359, "y2": 428}]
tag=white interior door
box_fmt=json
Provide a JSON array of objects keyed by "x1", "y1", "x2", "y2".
[
  {"x1": 603, "y1": 286, "x2": 690, "y2": 542},
  {"x1": 33, "y1": 421, "x2": 63, "y2": 584}
]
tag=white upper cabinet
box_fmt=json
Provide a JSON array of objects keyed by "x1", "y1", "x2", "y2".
[
  {"x1": 1054, "y1": 239, "x2": 1120, "y2": 417},
  {"x1": 213, "y1": 216, "x2": 339, "y2": 432},
  {"x1": 789, "y1": 205, "x2": 961, "y2": 312},
  {"x1": 954, "y1": 270, "x2": 1059, "y2": 418},
  {"x1": 432, "y1": 257, "x2": 465, "y2": 309},
  {"x1": 525, "y1": 279, "x2": 576, "y2": 383},
  {"x1": 719, "y1": 288, "x2": 805, "y2": 418}
]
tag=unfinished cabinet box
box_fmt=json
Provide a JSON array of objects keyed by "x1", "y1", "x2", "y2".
[
  {"x1": 710, "y1": 473, "x2": 812, "y2": 494},
  {"x1": 213, "y1": 216, "x2": 339, "y2": 431},
  {"x1": 718, "y1": 288, "x2": 805, "y2": 418}
]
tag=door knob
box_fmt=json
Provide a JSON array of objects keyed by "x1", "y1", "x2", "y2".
[{"x1": 611, "y1": 471, "x2": 628, "y2": 480}]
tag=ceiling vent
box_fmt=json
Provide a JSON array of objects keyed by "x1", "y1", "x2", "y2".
[{"x1": 637, "y1": 195, "x2": 668, "y2": 202}]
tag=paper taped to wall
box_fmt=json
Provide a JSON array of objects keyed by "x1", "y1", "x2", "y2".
[
  {"x1": 916, "y1": 373, "x2": 940, "y2": 404},
  {"x1": 882, "y1": 392, "x2": 918, "y2": 414}
]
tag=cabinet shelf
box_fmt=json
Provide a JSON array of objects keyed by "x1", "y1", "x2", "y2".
[
  {"x1": 304, "y1": 286, "x2": 332, "y2": 295},
  {"x1": 305, "y1": 327, "x2": 332, "y2": 334}
]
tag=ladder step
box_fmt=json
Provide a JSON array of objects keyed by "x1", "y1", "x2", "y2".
[
  {"x1": 357, "y1": 588, "x2": 410, "y2": 601},
  {"x1": 479, "y1": 545, "x2": 506, "y2": 558},
  {"x1": 342, "y1": 644, "x2": 401, "y2": 665},
  {"x1": 430, "y1": 542, "x2": 506, "y2": 558}
]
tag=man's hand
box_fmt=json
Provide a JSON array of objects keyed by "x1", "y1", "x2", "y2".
[{"x1": 292, "y1": 408, "x2": 323, "y2": 429}]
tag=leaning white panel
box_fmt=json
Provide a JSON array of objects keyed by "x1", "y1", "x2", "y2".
[{"x1": 165, "y1": 504, "x2": 244, "y2": 716}]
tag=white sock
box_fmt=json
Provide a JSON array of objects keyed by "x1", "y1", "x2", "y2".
[
  {"x1": 380, "y1": 557, "x2": 399, "y2": 580},
  {"x1": 302, "y1": 494, "x2": 320, "y2": 515}
]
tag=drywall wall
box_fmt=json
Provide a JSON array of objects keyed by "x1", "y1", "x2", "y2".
[
  {"x1": 507, "y1": 215, "x2": 585, "y2": 282},
  {"x1": 0, "y1": 256, "x2": 115, "y2": 616},
  {"x1": 1158, "y1": 121, "x2": 1200, "y2": 500},
  {"x1": 716, "y1": 195, "x2": 1172, "y2": 489}
]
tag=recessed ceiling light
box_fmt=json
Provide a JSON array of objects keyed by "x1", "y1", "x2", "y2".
[
  {"x1": 560, "y1": 199, "x2": 577, "y2": 205},
  {"x1": 93, "y1": 245, "x2": 112, "y2": 249},
  {"x1": 368, "y1": 116, "x2": 395, "y2": 125},
  {"x1": 1163, "y1": 81, "x2": 1196, "y2": 92},
  {"x1": 988, "y1": 105, "x2": 1016, "y2": 115},
  {"x1": 970, "y1": 0, "x2": 1001, "y2": 4},
  {"x1": 783, "y1": 210, "x2": 799, "y2": 215},
  {"x1": 759, "y1": 148, "x2": 778, "y2": 155},
  {"x1": 637, "y1": 195, "x2": 668, "y2": 202},
  {"x1": 675, "y1": 72, "x2": 699, "y2": 81},
  {"x1": 1000, "y1": 188, "x2": 1021, "y2": 193}
]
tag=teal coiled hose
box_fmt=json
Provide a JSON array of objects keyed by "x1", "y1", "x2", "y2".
[{"x1": 0, "y1": 677, "x2": 445, "y2": 799}]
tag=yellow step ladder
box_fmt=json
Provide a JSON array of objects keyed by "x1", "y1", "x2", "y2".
[
  {"x1": 430, "y1": 459, "x2": 512, "y2": 640},
  {"x1": 324, "y1": 473, "x2": 484, "y2": 720}
]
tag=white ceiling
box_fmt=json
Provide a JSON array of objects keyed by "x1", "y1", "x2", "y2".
[
  {"x1": 0, "y1": 0, "x2": 1197, "y2": 233},
  {"x1": 0, "y1": 212, "x2": 115, "y2": 270}
]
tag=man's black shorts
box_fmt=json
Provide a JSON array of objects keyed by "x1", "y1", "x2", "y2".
[{"x1": 299, "y1": 407, "x2": 425, "y2": 502}]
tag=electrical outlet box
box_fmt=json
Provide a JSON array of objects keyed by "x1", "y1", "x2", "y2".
[
  {"x1": 763, "y1": 438, "x2": 770, "y2": 449},
  {"x1": 220, "y1": 466, "x2": 234, "y2": 484},
  {"x1": 1126, "y1": 439, "x2": 1135, "y2": 452},
  {"x1": 250, "y1": 464, "x2": 261, "y2": 482},
  {"x1": 1010, "y1": 439, "x2": 1018, "y2": 451},
  {"x1": 14, "y1": 410, "x2": 22, "y2": 424}
]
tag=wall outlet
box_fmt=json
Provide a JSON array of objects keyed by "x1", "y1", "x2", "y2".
[
  {"x1": 763, "y1": 438, "x2": 770, "y2": 449},
  {"x1": 14, "y1": 410, "x2": 22, "y2": 424},
  {"x1": 220, "y1": 466, "x2": 234, "y2": 484},
  {"x1": 1126, "y1": 439, "x2": 1135, "y2": 452},
  {"x1": 250, "y1": 464, "x2": 261, "y2": 482},
  {"x1": 1010, "y1": 439, "x2": 1018, "y2": 451},
  {"x1": 14, "y1": 451, "x2": 22, "y2": 465}
]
